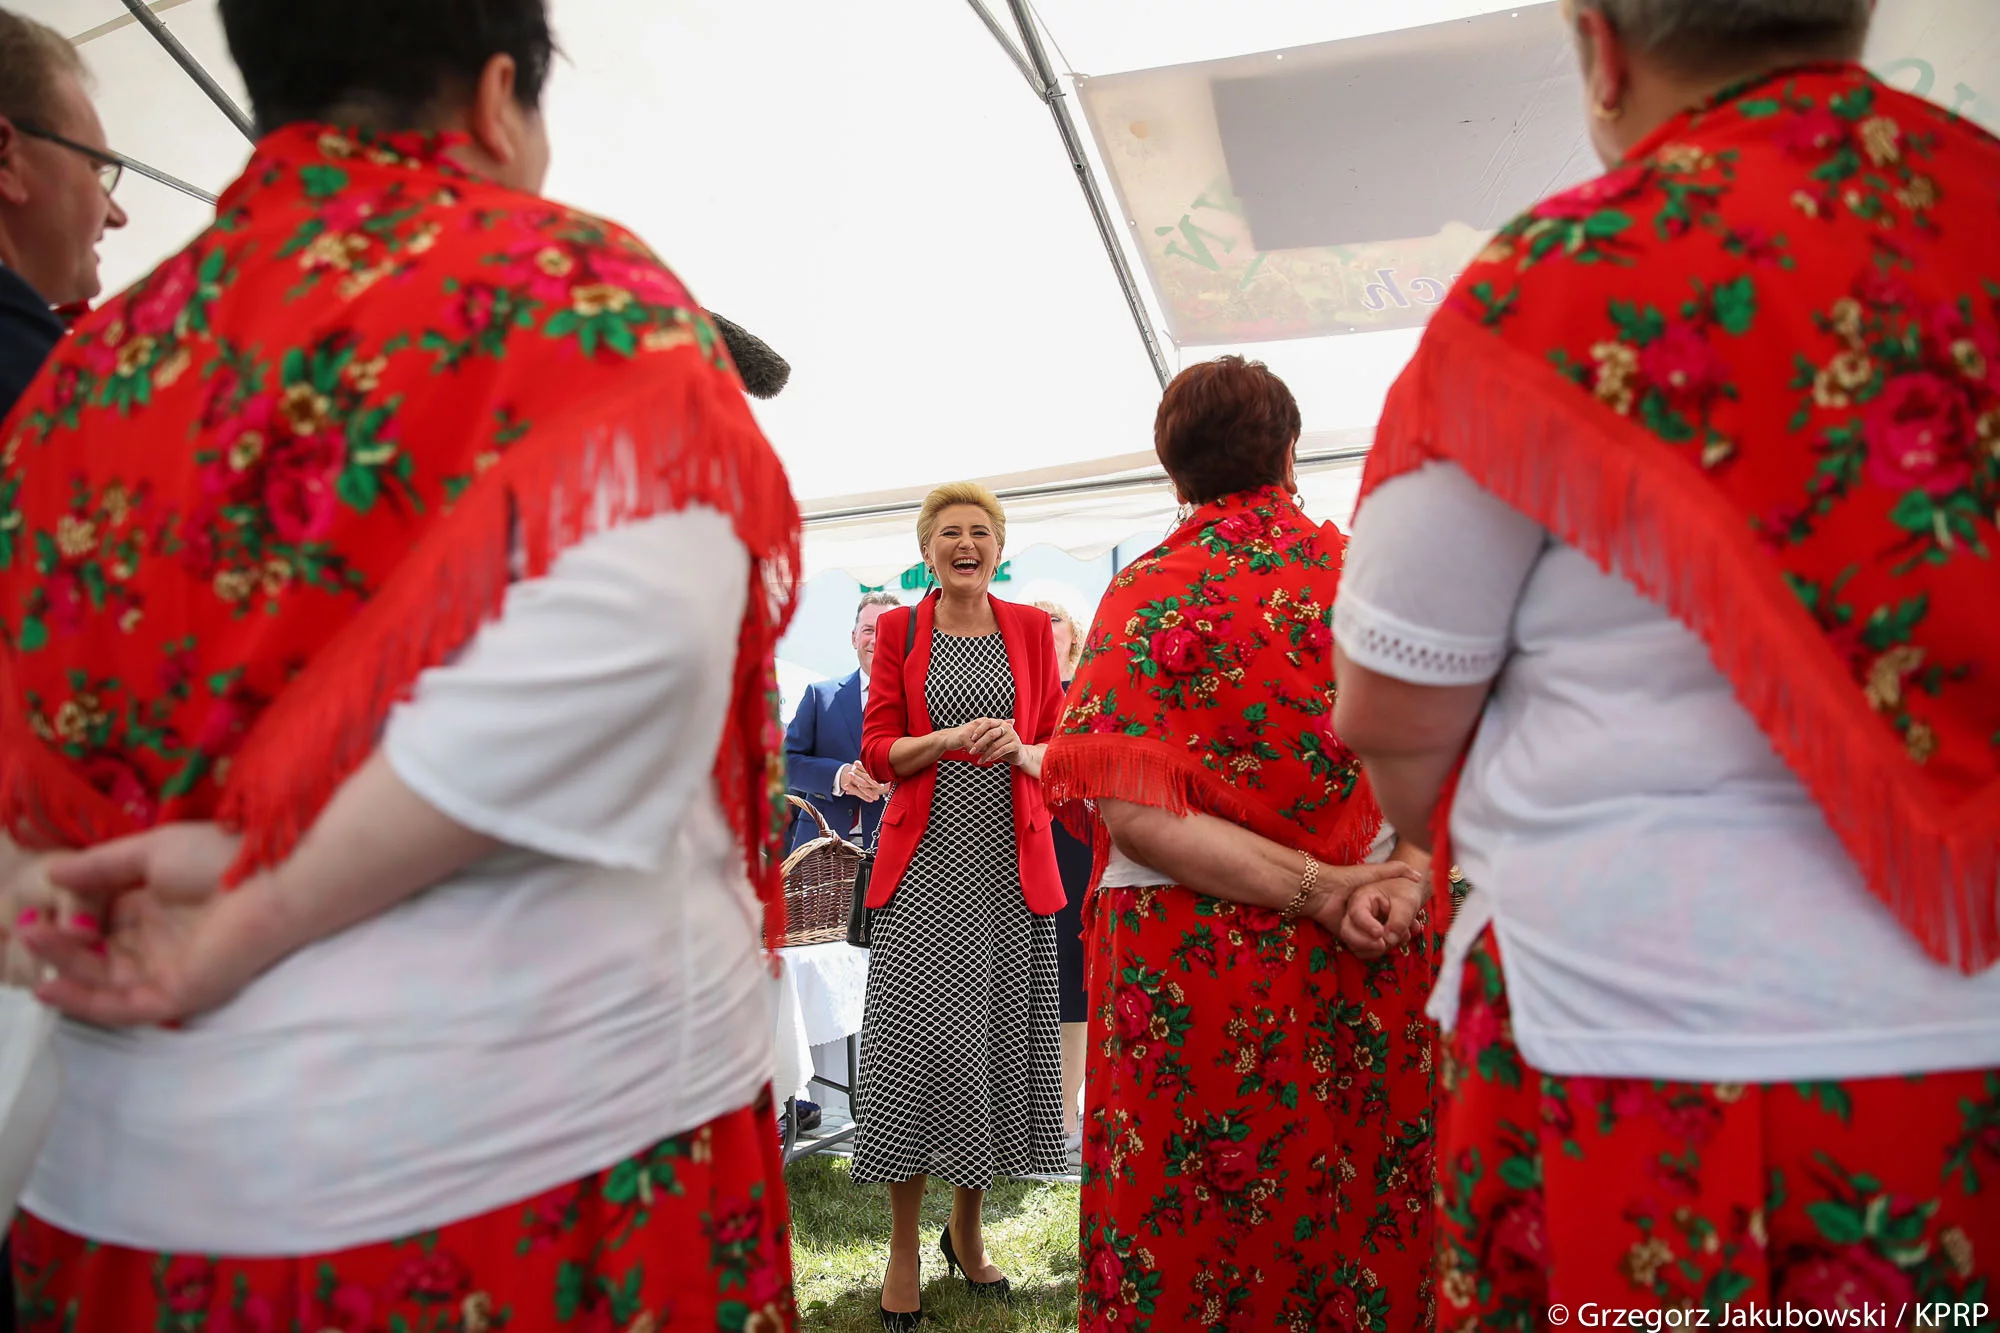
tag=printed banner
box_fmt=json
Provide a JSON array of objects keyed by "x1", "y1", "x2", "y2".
[{"x1": 1078, "y1": 0, "x2": 2000, "y2": 346}]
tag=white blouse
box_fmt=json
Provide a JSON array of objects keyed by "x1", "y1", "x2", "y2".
[
  {"x1": 24, "y1": 507, "x2": 775, "y2": 1255},
  {"x1": 1336, "y1": 462, "x2": 2000, "y2": 1084}
]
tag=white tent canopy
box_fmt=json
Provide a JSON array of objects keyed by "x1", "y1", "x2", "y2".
[{"x1": 21, "y1": 0, "x2": 2000, "y2": 574}]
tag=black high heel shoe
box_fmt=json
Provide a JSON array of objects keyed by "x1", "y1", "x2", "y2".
[
  {"x1": 879, "y1": 1259, "x2": 924, "y2": 1330},
  {"x1": 939, "y1": 1225, "x2": 1013, "y2": 1303}
]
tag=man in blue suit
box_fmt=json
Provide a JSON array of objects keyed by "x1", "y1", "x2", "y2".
[
  {"x1": 786, "y1": 592, "x2": 900, "y2": 852},
  {"x1": 782, "y1": 592, "x2": 897, "y2": 1135}
]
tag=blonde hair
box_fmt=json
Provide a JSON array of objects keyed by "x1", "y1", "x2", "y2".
[
  {"x1": 1035, "y1": 600, "x2": 1084, "y2": 672},
  {"x1": 916, "y1": 481, "x2": 1007, "y2": 556}
]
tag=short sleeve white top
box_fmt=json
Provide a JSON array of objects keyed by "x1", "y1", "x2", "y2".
[
  {"x1": 1335, "y1": 462, "x2": 2000, "y2": 1084},
  {"x1": 25, "y1": 507, "x2": 775, "y2": 1255}
]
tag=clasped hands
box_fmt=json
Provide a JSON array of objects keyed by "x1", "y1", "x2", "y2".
[
  {"x1": 0, "y1": 823, "x2": 271, "y2": 1028},
  {"x1": 838, "y1": 763, "x2": 890, "y2": 803},
  {"x1": 950, "y1": 717, "x2": 1026, "y2": 768},
  {"x1": 0, "y1": 844, "x2": 74, "y2": 992},
  {"x1": 1309, "y1": 858, "x2": 1429, "y2": 961}
]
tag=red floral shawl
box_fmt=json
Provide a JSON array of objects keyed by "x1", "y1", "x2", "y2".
[
  {"x1": 1042, "y1": 486, "x2": 1382, "y2": 890},
  {"x1": 1361, "y1": 65, "x2": 2000, "y2": 972},
  {"x1": 0, "y1": 126, "x2": 802, "y2": 939}
]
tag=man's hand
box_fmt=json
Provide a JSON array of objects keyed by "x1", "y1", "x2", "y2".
[{"x1": 839, "y1": 763, "x2": 888, "y2": 803}]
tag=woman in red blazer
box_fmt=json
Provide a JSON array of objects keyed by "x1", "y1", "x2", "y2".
[{"x1": 851, "y1": 483, "x2": 1066, "y2": 1328}]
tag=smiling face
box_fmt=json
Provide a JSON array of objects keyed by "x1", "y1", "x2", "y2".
[
  {"x1": 853, "y1": 602, "x2": 889, "y2": 679},
  {"x1": 925, "y1": 503, "x2": 1001, "y2": 598},
  {"x1": 3, "y1": 71, "x2": 129, "y2": 306}
]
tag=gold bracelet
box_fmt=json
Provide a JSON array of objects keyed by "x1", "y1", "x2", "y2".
[{"x1": 1279, "y1": 851, "x2": 1322, "y2": 924}]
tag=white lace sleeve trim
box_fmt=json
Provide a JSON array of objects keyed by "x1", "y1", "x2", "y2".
[{"x1": 1334, "y1": 592, "x2": 1509, "y2": 686}]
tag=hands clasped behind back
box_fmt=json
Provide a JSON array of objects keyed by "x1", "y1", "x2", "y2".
[
  {"x1": 1097, "y1": 798, "x2": 1423, "y2": 959},
  {"x1": 0, "y1": 844, "x2": 72, "y2": 990},
  {"x1": 13, "y1": 822, "x2": 264, "y2": 1028},
  {"x1": 1326, "y1": 867, "x2": 1427, "y2": 959}
]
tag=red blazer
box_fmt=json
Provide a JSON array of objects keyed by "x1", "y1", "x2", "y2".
[{"x1": 860, "y1": 592, "x2": 1065, "y2": 914}]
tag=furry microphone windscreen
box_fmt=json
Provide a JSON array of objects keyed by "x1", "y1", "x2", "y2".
[{"x1": 708, "y1": 312, "x2": 792, "y2": 399}]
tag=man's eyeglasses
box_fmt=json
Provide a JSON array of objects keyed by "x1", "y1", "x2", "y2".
[{"x1": 15, "y1": 123, "x2": 124, "y2": 197}]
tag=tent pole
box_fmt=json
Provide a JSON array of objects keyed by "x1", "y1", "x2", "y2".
[
  {"x1": 118, "y1": 0, "x2": 258, "y2": 143},
  {"x1": 118, "y1": 155, "x2": 218, "y2": 206},
  {"x1": 963, "y1": 0, "x2": 1042, "y2": 98},
  {"x1": 999, "y1": 0, "x2": 1173, "y2": 391}
]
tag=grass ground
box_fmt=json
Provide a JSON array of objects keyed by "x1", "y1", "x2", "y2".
[{"x1": 786, "y1": 1157, "x2": 1080, "y2": 1333}]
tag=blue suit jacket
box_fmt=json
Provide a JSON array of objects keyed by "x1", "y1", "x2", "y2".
[
  {"x1": 784, "y1": 670, "x2": 882, "y2": 851},
  {"x1": 0, "y1": 266, "x2": 61, "y2": 421}
]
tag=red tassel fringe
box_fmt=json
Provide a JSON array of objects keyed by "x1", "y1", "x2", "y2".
[
  {"x1": 7, "y1": 353, "x2": 812, "y2": 946},
  {"x1": 0, "y1": 717, "x2": 125, "y2": 852},
  {"x1": 1042, "y1": 733, "x2": 1385, "y2": 904},
  {"x1": 1364, "y1": 308, "x2": 2000, "y2": 974}
]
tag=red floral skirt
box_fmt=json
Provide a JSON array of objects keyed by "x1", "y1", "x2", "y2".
[
  {"x1": 1440, "y1": 928, "x2": 2000, "y2": 1326},
  {"x1": 12, "y1": 1096, "x2": 795, "y2": 1333},
  {"x1": 1078, "y1": 884, "x2": 1439, "y2": 1333}
]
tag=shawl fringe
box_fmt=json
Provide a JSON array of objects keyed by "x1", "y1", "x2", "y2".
[
  {"x1": 1043, "y1": 733, "x2": 1385, "y2": 882},
  {"x1": 0, "y1": 723, "x2": 127, "y2": 851},
  {"x1": 1364, "y1": 307, "x2": 2000, "y2": 974},
  {"x1": 1, "y1": 354, "x2": 801, "y2": 946}
]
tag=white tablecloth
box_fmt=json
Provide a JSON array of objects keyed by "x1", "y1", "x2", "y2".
[{"x1": 772, "y1": 941, "x2": 870, "y2": 1101}]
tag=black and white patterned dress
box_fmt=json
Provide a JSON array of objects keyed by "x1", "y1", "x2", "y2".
[{"x1": 851, "y1": 630, "x2": 1067, "y2": 1188}]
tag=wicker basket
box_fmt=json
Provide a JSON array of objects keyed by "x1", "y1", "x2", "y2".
[{"x1": 780, "y1": 796, "x2": 865, "y2": 948}]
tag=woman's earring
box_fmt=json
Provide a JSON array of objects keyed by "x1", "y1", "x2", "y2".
[{"x1": 1592, "y1": 99, "x2": 1623, "y2": 122}]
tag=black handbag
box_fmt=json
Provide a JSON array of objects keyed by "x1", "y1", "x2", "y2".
[
  {"x1": 846, "y1": 603, "x2": 918, "y2": 948},
  {"x1": 844, "y1": 851, "x2": 875, "y2": 948}
]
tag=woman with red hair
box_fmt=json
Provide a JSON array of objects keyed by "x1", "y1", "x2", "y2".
[{"x1": 1044, "y1": 356, "x2": 1437, "y2": 1333}]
